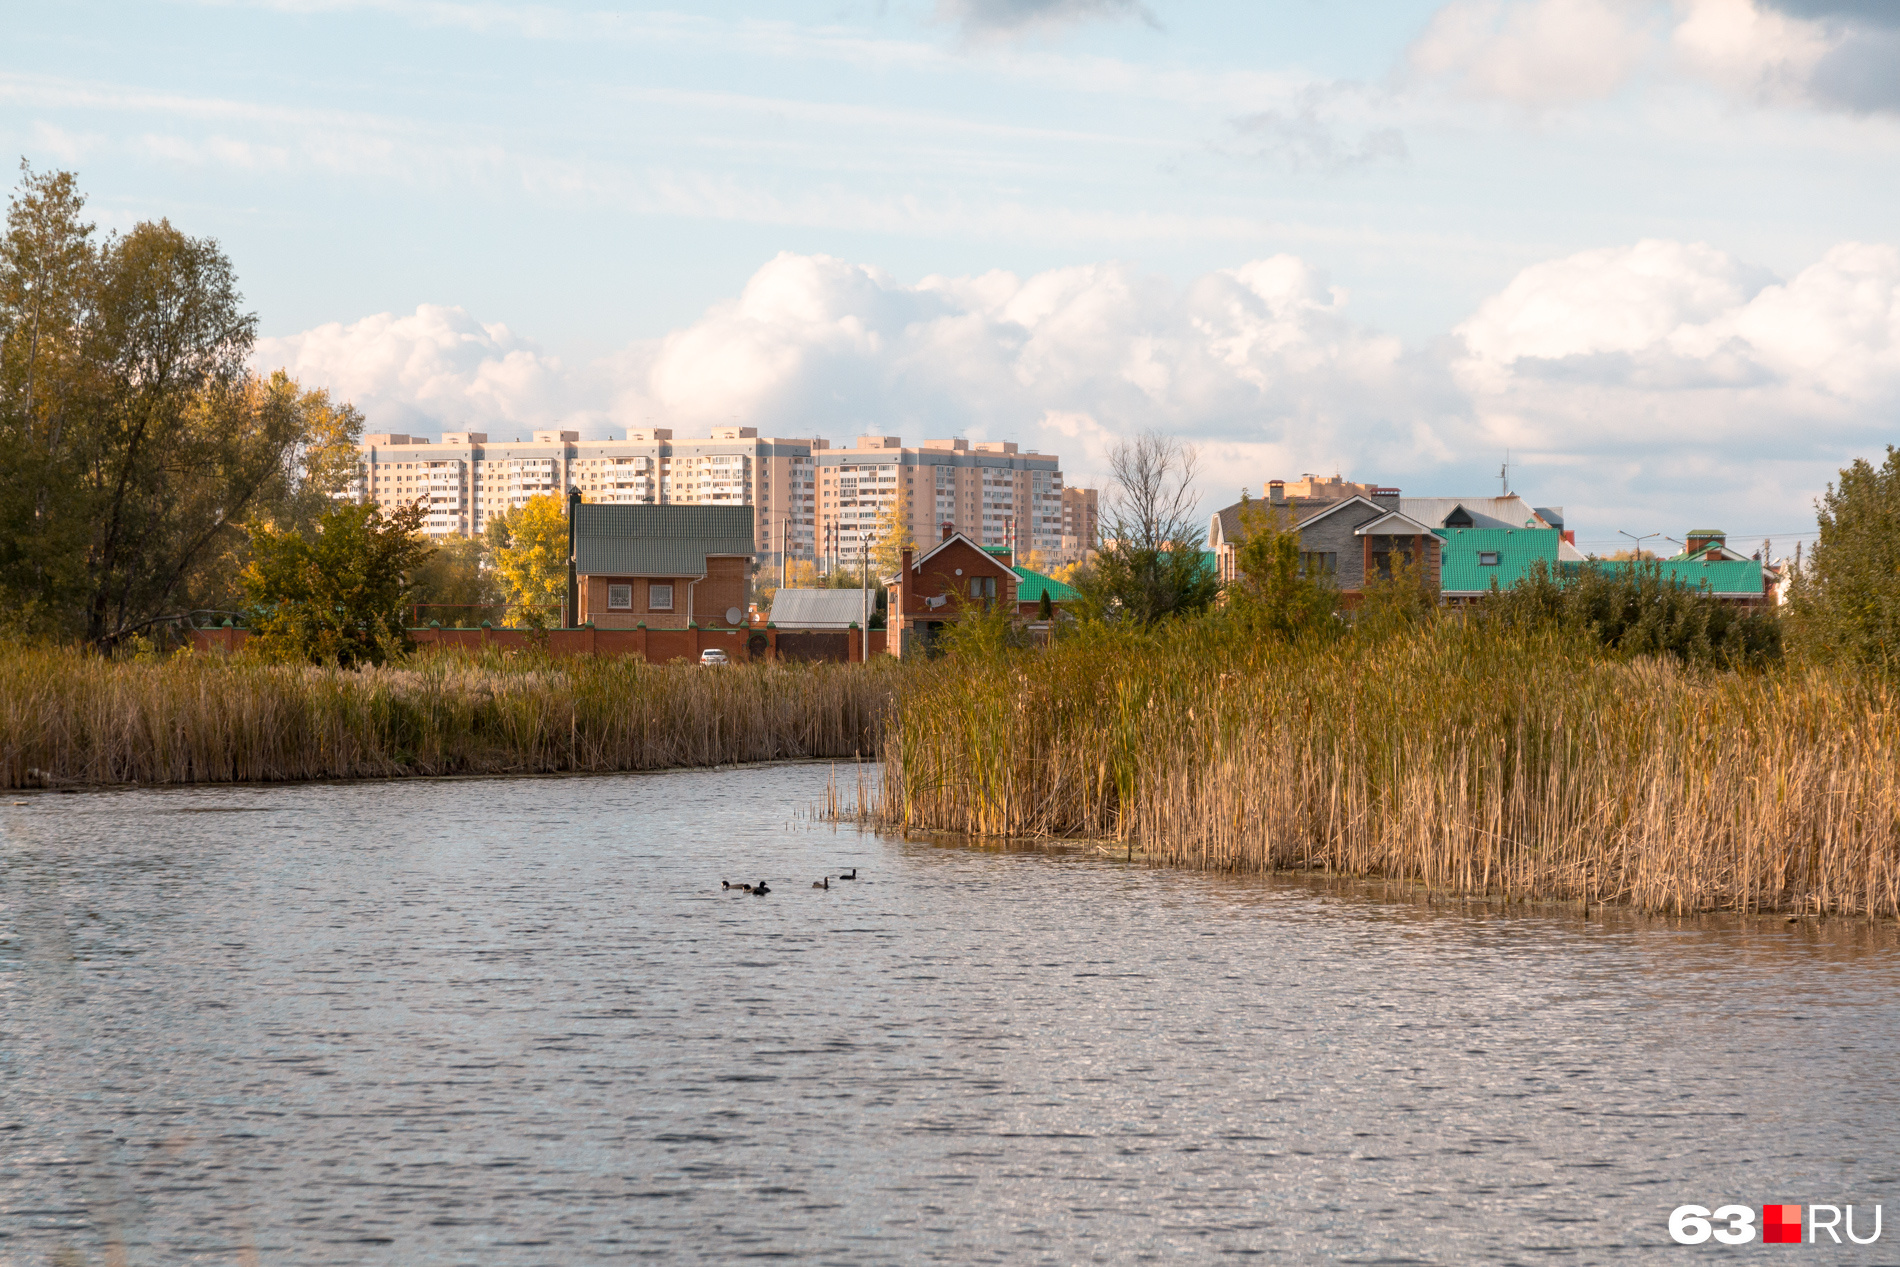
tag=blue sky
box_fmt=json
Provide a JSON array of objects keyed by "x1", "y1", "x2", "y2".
[{"x1": 8, "y1": 0, "x2": 1900, "y2": 552}]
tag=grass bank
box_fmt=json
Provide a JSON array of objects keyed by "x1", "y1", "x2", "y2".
[
  {"x1": 1, "y1": 646, "x2": 896, "y2": 787},
  {"x1": 873, "y1": 620, "x2": 1900, "y2": 918}
]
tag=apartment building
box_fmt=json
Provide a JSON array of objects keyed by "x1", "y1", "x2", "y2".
[
  {"x1": 350, "y1": 426, "x2": 819, "y2": 569},
  {"x1": 813, "y1": 437, "x2": 1072, "y2": 570},
  {"x1": 350, "y1": 426, "x2": 1091, "y2": 573},
  {"x1": 1059, "y1": 487, "x2": 1099, "y2": 562}
]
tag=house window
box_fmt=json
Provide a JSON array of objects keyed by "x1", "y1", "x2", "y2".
[
  {"x1": 649, "y1": 582, "x2": 674, "y2": 611},
  {"x1": 1478, "y1": 551, "x2": 1500, "y2": 566},
  {"x1": 607, "y1": 584, "x2": 632, "y2": 609},
  {"x1": 1298, "y1": 551, "x2": 1337, "y2": 577},
  {"x1": 970, "y1": 576, "x2": 996, "y2": 599}
]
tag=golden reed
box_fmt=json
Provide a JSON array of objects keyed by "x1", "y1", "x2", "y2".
[
  {"x1": 1, "y1": 646, "x2": 894, "y2": 786},
  {"x1": 872, "y1": 620, "x2": 1900, "y2": 917}
]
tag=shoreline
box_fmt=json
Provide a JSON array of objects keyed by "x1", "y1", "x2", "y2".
[
  {"x1": 5, "y1": 753, "x2": 874, "y2": 795},
  {"x1": 880, "y1": 822, "x2": 1900, "y2": 929}
]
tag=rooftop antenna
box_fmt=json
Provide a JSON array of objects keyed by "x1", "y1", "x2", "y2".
[{"x1": 1499, "y1": 450, "x2": 1511, "y2": 497}]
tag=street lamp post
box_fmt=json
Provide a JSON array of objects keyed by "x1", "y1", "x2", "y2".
[{"x1": 1618, "y1": 530, "x2": 1660, "y2": 567}]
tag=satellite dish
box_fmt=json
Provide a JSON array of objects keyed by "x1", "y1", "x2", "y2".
[{"x1": 725, "y1": 606, "x2": 743, "y2": 626}]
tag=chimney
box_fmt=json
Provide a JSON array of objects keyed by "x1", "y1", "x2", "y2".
[
  {"x1": 901, "y1": 545, "x2": 913, "y2": 575},
  {"x1": 941, "y1": 521, "x2": 954, "y2": 541},
  {"x1": 1687, "y1": 529, "x2": 1726, "y2": 557},
  {"x1": 1268, "y1": 479, "x2": 1285, "y2": 506}
]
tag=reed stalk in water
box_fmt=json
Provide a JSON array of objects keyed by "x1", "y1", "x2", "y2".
[
  {"x1": 872, "y1": 618, "x2": 1900, "y2": 917},
  {"x1": 1, "y1": 645, "x2": 896, "y2": 786}
]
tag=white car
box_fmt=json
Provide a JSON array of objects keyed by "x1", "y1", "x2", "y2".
[{"x1": 699, "y1": 648, "x2": 731, "y2": 666}]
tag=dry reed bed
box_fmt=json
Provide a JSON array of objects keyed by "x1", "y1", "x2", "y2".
[
  {"x1": 875, "y1": 623, "x2": 1900, "y2": 917},
  {"x1": 1, "y1": 647, "x2": 896, "y2": 786}
]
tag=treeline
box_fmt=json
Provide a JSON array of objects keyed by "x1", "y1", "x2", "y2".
[
  {"x1": 1050, "y1": 433, "x2": 1900, "y2": 672},
  {"x1": 0, "y1": 165, "x2": 573, "y2": 660},
  {"x1": 0, "y1": 165, "x2": 364, "y2": 647}
]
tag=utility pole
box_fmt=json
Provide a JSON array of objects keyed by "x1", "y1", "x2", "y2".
[{"x1": 860, "y1": 533, "x2": 874, "y2": 662}]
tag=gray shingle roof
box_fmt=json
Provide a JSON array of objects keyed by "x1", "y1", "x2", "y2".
[{"x1": 572, "y1": 504, "x2": 755, "y2": 576}]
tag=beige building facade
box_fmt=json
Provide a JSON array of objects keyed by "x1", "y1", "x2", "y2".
[
  {"x1": 350, "y1": 427, "x2": 1092, "y2": 573},
  {"x1": 352, "y1": 426, "x2": 819, "y2": 569},
  {"x1": 813, "y1": 437, "x2": 1078, "y2": 570}
]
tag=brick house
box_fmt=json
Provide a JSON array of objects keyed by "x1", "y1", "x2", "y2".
[
  {"x1": 567, "y1": 497, "x2": 756, "y2": 630},
  {"x1": 889, "y1": 527, "x2": 1021, "y2": 657}
]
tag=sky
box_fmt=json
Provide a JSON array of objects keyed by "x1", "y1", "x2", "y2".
[{"x1": 7, "y1": 0, "x2": 1900, "y2": 554}]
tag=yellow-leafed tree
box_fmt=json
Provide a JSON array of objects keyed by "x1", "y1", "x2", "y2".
[
  {"x1": 491, "y1": 495, "x2": 568, "y2": 629},
  {"x1": 872, "y1": 485, "x2": 916, "y2": 579}
]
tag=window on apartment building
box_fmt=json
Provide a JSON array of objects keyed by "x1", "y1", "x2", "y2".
[
  {"x1": 1478, "y1": 551, "x2": 1500, "y2": 566},
  {"x1": 608, "y1": 584, "x2": 633, "y2": 609},
  {"x1": 649, "y1": 583, "x2": 674, "y2": 611}
]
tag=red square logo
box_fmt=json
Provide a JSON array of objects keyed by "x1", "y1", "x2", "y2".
[{"x1": 1763, "y1": 1204, "x2": 1802, "y2": 1244}]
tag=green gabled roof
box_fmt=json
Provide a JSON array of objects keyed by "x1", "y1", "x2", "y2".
[
  {"x1": 1011, "y1": 566, "x2": 1081, "y2": 603},
  {"x1": 572, "y1": 504, "x2": 755, "y2": 576},
  {"x1": 1433, "y1": 527, "x2": 1564, "y2": 594},
  {"x1": 1591, "y1": 556, "x2": 1763, "y2": 597}
]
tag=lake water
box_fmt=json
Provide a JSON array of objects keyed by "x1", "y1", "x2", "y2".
[{"x1": 3, "y1": 763, "x2": 1898, "y2": 1264}]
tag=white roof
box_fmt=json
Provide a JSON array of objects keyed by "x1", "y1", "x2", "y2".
[
  {"x1": 768, "y1": 589, "x2": 874, "y2": 629},
  {"x1": 1401, "y1": 496, "x2": 1554, "y2": 531}
]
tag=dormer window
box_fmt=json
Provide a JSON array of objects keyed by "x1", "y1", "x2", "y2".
[
  {"x1": 1478, "y1": 551, "x2": 1500, "y2": 566},
  {"x1": 1445, "y1": 506, "x2": 1475, "y2": 528}
]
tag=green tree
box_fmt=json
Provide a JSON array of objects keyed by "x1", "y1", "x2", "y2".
[
  {"x1": 1076, "y1": 432, "x2": 1220, "y2": 625},
  {"x1": 1224, "y1": 492, "x2": 1336, "y2": 640},
  {"x1": 1, "y1": 165, "x2": 352, "y2": 646},
  {"x1": 0, "y1": 164, "x2": 100, "y2": 634},
  {"x1": 1788, "y1": 445, "x2": 1900, "y2": 667},
  {"x1": 1485, "y1": 558, "x2": 1780, "y2": 669},
  {"x1": 410, "y1": 534, "x2": 502, "y2": 626},
  {"x1": 491, "y1": 495, "x2": 568, "y2": 629},
  {"x1": 241, "y1": 501, "x2": 431, "y2": 665}
]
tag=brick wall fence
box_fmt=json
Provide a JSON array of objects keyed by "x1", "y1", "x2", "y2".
[{"x1": 189, "y1": 625, "x2": 888, "y2": 664}]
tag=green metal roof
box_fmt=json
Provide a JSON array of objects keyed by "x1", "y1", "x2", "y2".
[
  {"x1": 1590, "y1": 556, "x2": 1763, "y2": 597},
  {"x1": 572, "y1": 504, "x2": 755, "y2": 576},
  {"x1": 1433, "y1": 527, "x2": 1565, "y2": 594},
  {"x1": 1011, "y1": 566, "x2": 1081, "y2": 604}
]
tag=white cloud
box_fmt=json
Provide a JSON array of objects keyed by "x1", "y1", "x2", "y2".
[
  {"x1": 252, "y1": 304, "x2": 588, "y2": 437},
  {"x1": 1406, "y1": 0, "x2": 1655, "y2": 106},
  {"x1": 1402, "y1": 0, "x2": 1900, "y2": 114},
  {"x1": 265, "y1": 243, "x2": 1900, "y2": 534},
  {"x1": 1453, "y1": 238, "x2": 1900, "y2": 485},
  {"x1": 1673, "y1": 0, "x2": 1900, "y2": 113},
  {"x1": 934, "y1": 0, "x2": 1155, "y2": 37}
]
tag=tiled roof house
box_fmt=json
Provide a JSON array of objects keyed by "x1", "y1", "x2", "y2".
[{"x1": 569, "y1": 499, "x2": 756, "y2": 630}]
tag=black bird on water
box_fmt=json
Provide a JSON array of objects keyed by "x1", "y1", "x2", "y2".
[
  {"x1": 838, "y1": 868, "x2": 858, "y2": 880},
  {"x1": 752, "y1": 880, "x2": 771, "y2": 895},
  {"x1": 813, "y1": 877, "x2": 829, "y2": 890},
  {"x1": 722, "y1": 880, "x2": 751, "y2": 892}
]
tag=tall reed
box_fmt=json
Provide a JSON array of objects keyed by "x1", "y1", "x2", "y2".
[
  {"x1": 1, "y1": 646, "x2": 896, "y2": 786},
  {"x1": 875, "y1": 619, "x2": 1900, "y2": 917}
]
